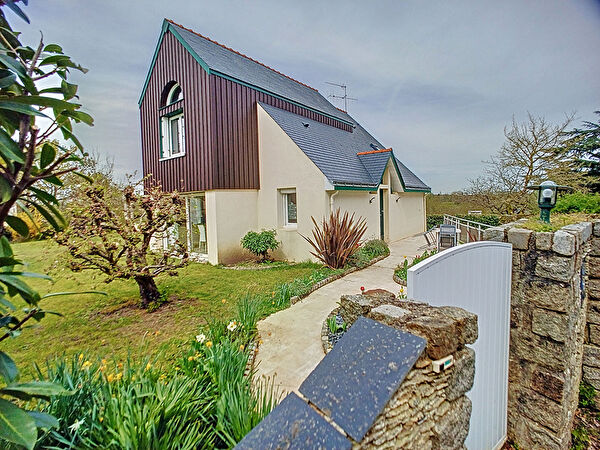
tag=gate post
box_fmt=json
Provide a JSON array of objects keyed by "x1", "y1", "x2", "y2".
[{"x1": 484, "y1": 221, "x2": 593, "y2": 449}]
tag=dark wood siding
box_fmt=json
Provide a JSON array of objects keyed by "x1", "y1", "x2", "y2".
[
  {"x1": 140, "y1": 30, "x2": 352, "y2": 192},
  {"x1": 140, "y1": 32, "x2": 212, "y2": 192}
]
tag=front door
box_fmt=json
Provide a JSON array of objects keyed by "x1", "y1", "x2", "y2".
[{"x1": 379, "y1": 189, "x2": 385, "y2": 240}]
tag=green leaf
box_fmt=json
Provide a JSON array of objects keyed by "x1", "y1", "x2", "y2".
[
  {"x1": 0, "y1": 127, "x2": 24, "y2": 164},
  {"x1": 0, "y1": 176, "x2": 11, "y2": 202},
  {"x1": 72, "y1": 171, "x2": 93, "y2": 183},
  {"x1": 0, "y1": 351, "x2": 17, "y2": 383},
  {"x1": 1, "y1": 381, "x2": 70, "y2": 401},
  {"x1": 0, "y1": 53, "x2": 27, "y2": 78},
  {"x1": 0, "y1": 397, "x2": 36, "y2": 450},
  {"x1": 27, "y1": 411, "x2": 58, "y2": 429},
  {"x1": 61, "y1": 109, "x2": 93, "y2": 126},
  {"x1": 41, "y1": 290, "x2": 106, "y2": 299},
  {"x1": 0, "y1": 274, "x2": 40, "y2": 304},
  {"x1": 0, "y1": 69, "x2": 16, "y2": 89},
  {"x1": 40, "y1": 142, "x2": 56, "y2": 169},
  {"x1": 29, "y1": 186, "x2": 58, "y2": 205},
  {"x1": 0, "y1": 237, "x2": 13, "y2": 258},
  {"x1": 43, "y1": 44, "x2": 63, "y2": 54},
  {"x1": 3, "y1": 0, "x2": 30, "y2": 24},
  {"x1": 61, "y1": 80, "x2": 77, "y2": 100},
  {"x1": 5, "y1": 215, "x2": 29, "y2": 238},
  {"x1": 31, "y1": 201, "x2": 64, "y2": 231},
  {"x1": 0, "y1": 101, "x2": 48, "y2": 118},
  {"x1": 2, "y1": 95, "x2": 80, "y2": 111},
  {"x1": 42, "y1": 175, "x2": 63, "y2": 187}
]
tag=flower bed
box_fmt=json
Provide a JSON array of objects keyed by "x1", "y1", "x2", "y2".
[{"x1": 393, "y1": 250, "x2": 437, "y2": 286}]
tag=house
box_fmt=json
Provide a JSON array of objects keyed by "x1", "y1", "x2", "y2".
[{"x1": 139, "y1": 19, "x2": 430, "y2": 264}]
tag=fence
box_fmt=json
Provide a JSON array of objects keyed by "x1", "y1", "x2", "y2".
[
  {"x1": 443, "y1": 214, "x2": 493, "y2": 243},
  {"x1": 407, "y1": 241, "x2": 512, "y2": 450}
]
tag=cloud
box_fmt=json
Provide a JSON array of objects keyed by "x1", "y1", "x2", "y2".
[{"x1": 12, "y1": 0, "x2": 600, "y2": 192}]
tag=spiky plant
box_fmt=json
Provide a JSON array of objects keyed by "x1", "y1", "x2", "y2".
[{"x1": 302, "y1": 209, "x2": 368, "y2": 269}]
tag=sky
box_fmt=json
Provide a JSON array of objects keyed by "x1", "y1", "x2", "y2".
[{"x1": 13, "y1": 0, "x2": 600, "y2": 193}]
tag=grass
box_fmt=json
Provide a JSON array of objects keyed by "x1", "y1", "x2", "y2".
[
  {"x1": 6, "y1": 240, "x2": 332, "y2": 376},
  {"x1": 394, "y1": 250, "x2": 437, "y2": 282},
  {"x1": 517, "y1": 213, "x2": 594, "y2": 232}
]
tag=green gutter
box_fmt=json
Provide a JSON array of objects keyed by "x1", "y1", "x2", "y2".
[{"x1": 334, "y1": 185, "x2": 377, "y2": 191}]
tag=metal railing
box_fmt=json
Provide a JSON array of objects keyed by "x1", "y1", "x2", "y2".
[{"x1": 443, "y1": 214, "x2": 493, "y2": 243}]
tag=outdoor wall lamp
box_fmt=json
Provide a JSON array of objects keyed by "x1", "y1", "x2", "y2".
[{"x1": 526, "y1": 180, "x2": 573, "y2": 223}]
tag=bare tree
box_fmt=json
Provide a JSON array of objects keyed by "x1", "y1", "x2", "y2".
[
  {"x1": 57, "y1": 182, "x2": 188, "y2": 308},
  {"x1": 469, "y1": 113, "x2": 584, "y2": 214}
]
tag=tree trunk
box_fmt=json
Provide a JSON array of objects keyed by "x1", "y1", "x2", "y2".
[{"x1": 135, "y1": 275, "x2": 160, "y2": 309}]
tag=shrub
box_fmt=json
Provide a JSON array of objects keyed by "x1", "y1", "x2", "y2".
[
  {"x1": 554, "y1": 192, "x2": 600, "y2": 214},
  {"x1": 241, "y1": 229, "x2": 280, "y2": 261},
  {"x1": 579, "y1": 381, "x2": 597, "y2": 409},
  {"x1": 303, "y1": 209, "x2": 368, "y2": 269}
]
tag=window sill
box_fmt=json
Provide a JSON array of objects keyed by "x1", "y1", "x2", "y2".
[
  {"x1": 159, "y1": 153, "x2": 186, "y2": 161},
  {"x1": 281, "y1": 224, "x2": 298, "y2": 231}
]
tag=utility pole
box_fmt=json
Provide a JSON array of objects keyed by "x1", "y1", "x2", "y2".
[{"x1": 326, "y1": 82, "x2": 357, "y2": 113}]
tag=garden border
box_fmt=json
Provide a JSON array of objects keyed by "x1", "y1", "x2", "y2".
[
  {"x1": 393, "y1": 273, "x2": 407, "y2": 286},
  {"x1": 290, "y1": 252, "x2": 390, "y2": 305}
]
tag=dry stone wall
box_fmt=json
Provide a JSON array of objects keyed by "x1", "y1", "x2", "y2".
[
  {"x1": 236, "y1": 290, "x2": 477, "y2": 450},
  {"x1": 484, "y1": 220, "x2": 598, "y2": 450}
]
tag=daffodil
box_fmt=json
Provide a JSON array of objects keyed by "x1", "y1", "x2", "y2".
[
  {"x1": 195, "y1": 334, "x2": 206, "y2": 343},
  {"x1": 115, "y1": 372, "x2": 123, "y2": 381},
  {"x1": 227, "y1": 320, "x2": 237, "y2": 332},
  {"x1": 188, "y1": 356, "x2": 195, "y2": 361},
  {"x1": 239, "y1": 344, "x2": 245, "y2": 351},
  {"x1": 82, "y1": 361, "x2": 92, "y2": 370},
  {"x1": 107, "y1": 374, "x2": 115, "y2": 383},
  {"x1": 221, "y1": 299, "x2": 227, "y2": 304},
  {"x1": 145, "y1": 363, "x2": 152, "y2": 371},
  {"x1": 69, "y1": 419, "x2": 85, "y2": 432},
  {"x1": 205, "y1": 341, "x2": 213, "y2": 348},
  {"x1": 78, "y1": 354, "x2": 84, "y2": 361}
]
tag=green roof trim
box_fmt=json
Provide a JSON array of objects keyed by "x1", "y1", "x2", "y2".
[
  {"x1": 138, "y1": 20, "x2": 353, "y2": 129},
  {"x1": 334, "y1": 185, "x2": 377, "y2": 191},
  {"x1": 389, "y1": 155, "x2": 431, "y2": 193}
]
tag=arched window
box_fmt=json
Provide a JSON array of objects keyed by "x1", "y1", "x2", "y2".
[
  {"x1": 166, "y1": 83, "x2": 183, "y2": 105},
  {"x1": 160, "y1": 82, "x2": 185, "y2": 159}
]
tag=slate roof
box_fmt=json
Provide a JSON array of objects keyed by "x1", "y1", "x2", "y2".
[
  {"x1": 259, "y1": 102, "x2": 430, "y2": 191},
  {"x1": 167, "y1": 21, "x2": 351, "y2": 124}
]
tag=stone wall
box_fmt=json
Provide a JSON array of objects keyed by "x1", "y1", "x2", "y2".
[
  {"x1": 583, "y1": 223, "x2": 600, "y2": 398},
  {"x1": 484, "y1": 220, "x2": 597, "y2": 449},
  {"x1": 237, "y1": 290, "x2": 477, "y2": 450}
]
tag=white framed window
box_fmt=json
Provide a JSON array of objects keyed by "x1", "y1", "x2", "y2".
[
  {"x1": 280, "y1": 188, "x2": 297, "y2": 227},
  {"x1": 161, "y1": 112, "x2": 185, "y2": 159},
  {"x1": 166, "y1": 83, "x2": 183, "y2": 105}
]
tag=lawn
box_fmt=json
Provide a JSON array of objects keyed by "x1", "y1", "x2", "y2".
[{"x1": 6, "y1": 240, "x2": 330, "y2": 375}]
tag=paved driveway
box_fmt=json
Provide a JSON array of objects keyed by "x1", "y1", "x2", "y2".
[{"x1": 254, "y1": 234, "x2": 428, "y2": 394}]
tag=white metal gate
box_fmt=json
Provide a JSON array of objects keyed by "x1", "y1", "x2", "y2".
[{"x1": 407, "y1": 241, "x2": 512, "y2": 450}]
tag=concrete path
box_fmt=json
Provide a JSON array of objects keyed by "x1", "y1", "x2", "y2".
[{"x1": 254, "y1": 234, "x2": 428, "y2": 395}]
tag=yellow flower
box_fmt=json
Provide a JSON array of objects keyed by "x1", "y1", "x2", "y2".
[
  {"x1": 118, "y1": 363, "x2": 123, "y2": 369},
  {"x1": 107, "y1": 374, "x2": 115, "y2": 382},
  {"x1": 188, "y1": 356, "x2": 194, "y2": 361},
  {"x1": 205, "y1": 341, "x2": 213, "y2": 348},
  {"x1": 101, "y1": 359, "x2": 108, "y2": 366},
  {"x1": 259, "y1": 339, "x2": 263, "y2": 345},
  {"x1": 99, "y1": 417, "x2": 103, "y2": 422},
  {"x1": 221, "y1": 299, "x2": 227, "y2": 304},
  {"x1": 239, "y1": 345, "x2": 245, "y2": 351},
  {"x1": 271, "y1": 291, "x2": 275, "y2": 297},
  {"x1": 99, "y1": 366, "x2": 106, "y2": 373},
  {"x1": 82, "y1": 361, "x2": 92, "y2": 370},
  {"x1": 115, "y1": 372, "x2": 123, "y2": 381},
  {"x1": 78, "y1": 354, "x2": 84, "y2": 361},
  {"x1": 131, "y1": 375, "x2": 136, "y2": 381},
  {"x1": 145, "y1": 363, "x2": 152, "y2": 371}
]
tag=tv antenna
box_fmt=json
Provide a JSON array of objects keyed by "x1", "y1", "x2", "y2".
[{"x1": 326, "y1": 82, "x2": 357, "y2": 113}]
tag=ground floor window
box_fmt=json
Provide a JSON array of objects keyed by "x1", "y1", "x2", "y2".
[
  {"x1": 280, "y1": 188, "x2": 297, "y2": 227},
  {"x1": 161, "y1": 194, "x2": 207, "y2": 255}
]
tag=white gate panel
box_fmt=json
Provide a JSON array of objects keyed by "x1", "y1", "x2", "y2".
[{"x1": 407, "y1": 241, "x2": 512, "y2": 450}]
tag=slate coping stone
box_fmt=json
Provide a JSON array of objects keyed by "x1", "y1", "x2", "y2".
[
  {"x1": 234, "y1": 392, "x2": 351, "y2": 450},
  {"x1": 299, "y1": 316, "x2": 426, "y2": 442}
]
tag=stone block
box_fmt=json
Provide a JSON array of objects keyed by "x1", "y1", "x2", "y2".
[
  {"x1": 593, "y1": 220, "x2": 600, "y2": 237},
  {"x1": 588, "y1": 279, "x2": 600, "y2": 301},
  {"x1": 511, "y1": 331, "x2": 567, "y2": 371},
  {"x1": 369, "y1": 304, "x2": 410, "y2": 322},
  {"x1": 445, "y1": 347, "x2": 475, "y2": 401},
  {"x1": 531, "y1": 369, "x2": 565, "y2": 402},
  {"x1": 339, "y1": 294, "x2": 372, "y2": 325},
  {"x1": 532, "y1": 309, "x2": 568, "y2": 342},
  {"x1": 432, "y1": 396, "x2": 472, "y2": 450},
  {"x1": 403, "y1": 316, "x2": 460, "y2": 360},
  {"x1": 483, "y1": 226, "x2": 506, "y2": 242},
  {"x1": 535, "y1": 254, "x2": 575, "y2": 283},
  {"x1": 563, "y1": 222, "x2": 592, "y2": 244},
  {"x1": 583, "y1": 365, "x2": 600, "y2": 390},
  {"x1": 523, "y1": 279, "x2": 570, "y2": 313},
  {"x1": 517, "y1": 388, "x2": 564, "y2": 432},
  {"x1": 536, "y1": 232, "x2": 553, "y2": 250},
  {"x1": 437, "y1": 306, "x2": 478, "y2": 345},
  {"x1": 589, "y1": 324, "x2": 600, "y2": 345},
  {"x1": 587, "y1": 300, "x2": 600, "y2": 325},
  {"x1": 588, "y1": 256, "x2": 600, "y2": 279},
  {"x1": 591, "y1": 238, "x2": 600, "y2": 257},
  {"x1": 583, "y1": 344, "x2": 600, "y2": 368},
  {"x1": 552, "y1": 230, "x2": 576, "y2": 256},
  {"x1": 508, "y1": 228, "x2": 533, "y2": 250},
  {"x1": 362, "y1": 289, "x2": 397, "y2": 307}
]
